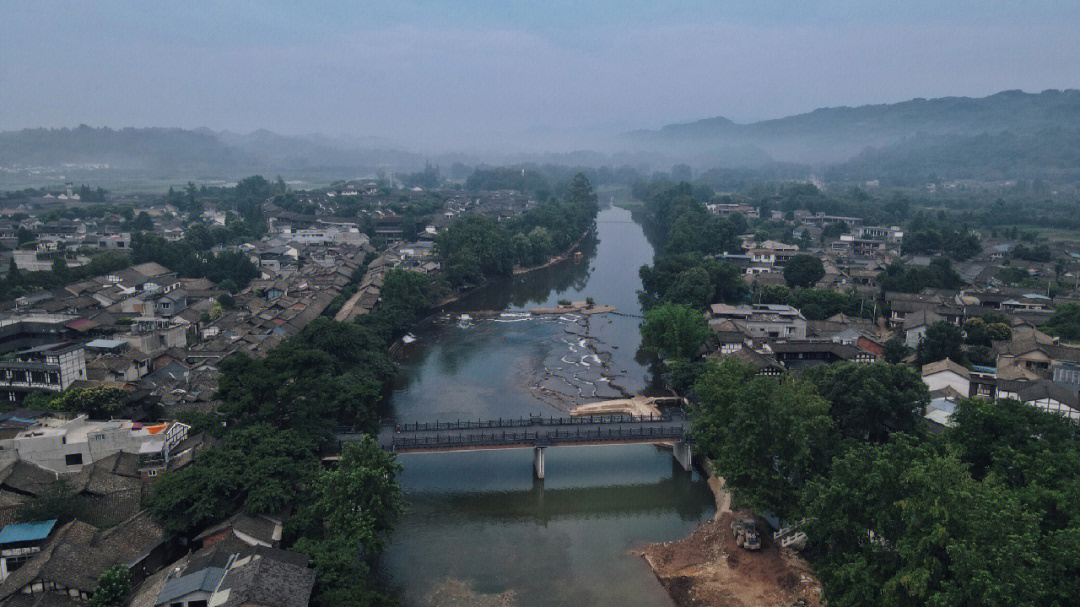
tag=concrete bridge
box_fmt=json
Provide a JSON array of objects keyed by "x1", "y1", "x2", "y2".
[{"x1": 335, "y1": 411, "x2": 694, "y2": 479}]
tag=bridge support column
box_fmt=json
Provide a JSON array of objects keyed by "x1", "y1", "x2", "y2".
[
  {"x1": 673, "y1": 441, "x2": 692, "y2": 472},
  {"x1": 533, "y1": 446, "x2": 546, "y2": 480}
]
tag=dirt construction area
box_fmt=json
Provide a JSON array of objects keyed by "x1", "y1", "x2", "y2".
[{"x1": 636, "y1": 511, "x2": 823, "y2": 607}]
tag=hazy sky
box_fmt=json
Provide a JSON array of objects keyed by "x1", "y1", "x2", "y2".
[{"x1": 3, "y1": 1, "x2": 1079, "y2": 152}]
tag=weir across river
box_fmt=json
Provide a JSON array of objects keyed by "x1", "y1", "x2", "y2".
[{"x1": 335, "y1": 411, "x2": 694, "y2": 479}]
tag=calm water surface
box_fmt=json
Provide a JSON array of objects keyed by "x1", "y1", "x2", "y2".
[{"x1": 385, "y1": 205, "x2": 715, "y2": 607}]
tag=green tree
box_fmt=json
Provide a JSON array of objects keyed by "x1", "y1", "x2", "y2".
[
  {"x1": 693, "y1": 359, "x2": 833, "y2": 519},
  {"x1": 883, "y1": 335, "x2": 910, "y2": 364},
  {"x1": 806, "y1": 362, "x2": 928, "y2": 442},
  {"x1": 16, "y1": 227, "x2": 34, "y2": 246},
  {"x1": 915, "y1": 321, "x2": 965, "y2": 366},
  {"x1": 1042, "y1": 302, "x2": 1080, "y2": 341},
  {"x1": 783, "y1": 254, "x2": 825, "y2": 288},
  {"x1": 50, "y1": 256, "x2": 70, "y2": 282},
  {"x1": 90, "y1": 566, "x2": 133, "y2": 607},
  {"x1": 640, "y1": 302, "x2": 711, "y2": 360},
  {"x1": 46, "y1": 386, "x2": 126, "y2": 418},
  {"x1": 755, "y1": 284, "x2": 791, "y2": 304},
  {"x1": 4, "y1": 257, "x2": 21, "y2": 288},
  {"x1": 147, "y1": 425, "x2": 317, "y2": 533},
  {"x1": 662, "y1": 267, "x2": 713, "y2": 309},
  {"x1": 287, "y1": 437, "x2": 403, "y2": 607}
]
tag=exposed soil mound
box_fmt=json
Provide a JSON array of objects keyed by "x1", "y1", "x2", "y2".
[{"x1": 637, "y1": 512, "x2": 822, "y2": 607}]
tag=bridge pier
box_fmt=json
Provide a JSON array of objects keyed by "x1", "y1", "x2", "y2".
[
  {"x1": 533, "y1": 446, "x2": 547, "y2": 480},
  {"x1": 673, "y1": 441, "x2": 692, "y2": 472}
]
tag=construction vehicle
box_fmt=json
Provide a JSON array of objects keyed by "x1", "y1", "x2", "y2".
[{"x1": 731, "y1": 515, "x2": 761, "y2": 550}]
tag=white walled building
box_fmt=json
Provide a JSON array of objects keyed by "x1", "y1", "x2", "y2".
[{"x1": 0, "y1": 416, "x2": 189, "y2": 475}]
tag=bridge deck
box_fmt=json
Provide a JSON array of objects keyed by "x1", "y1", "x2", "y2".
[{"x1": 336, "y1": 412, "x2": 692, "y2": 453}]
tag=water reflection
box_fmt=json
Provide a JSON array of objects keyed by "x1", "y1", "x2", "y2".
[
  {"x1": 445, "y1": 234, "x2": 599, "y2": 313},
  {"x1": 385, "y1": 206, "x2": 712, "y2": 607},
  {"x1": 387, "y1": 446, "x2": 714, "y2": 607}
]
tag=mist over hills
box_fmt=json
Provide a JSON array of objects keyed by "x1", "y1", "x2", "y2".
[
  {"x1": 3, "y1": 89, "x2": 1080, "y2": 188},
  {"x1": 0, "y1": 125, "x2": 427, "y2": 186},
  {"x1": 625, "y1": 89, "x2": 1080, "y2": 167}
]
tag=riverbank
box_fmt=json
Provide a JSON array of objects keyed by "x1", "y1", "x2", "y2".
[
  {"x1": 386, "y1": 204, "x2": 699, "y2": 607},
  {"x1": 512, "y1": 230, "x2": 590, "y2": 274},
  {"x1": 434, "y1": 230, "x2": 591, "y2": 307},
  {"x1": 636, "y1": 461, "x2": 823, "y2": 607}
]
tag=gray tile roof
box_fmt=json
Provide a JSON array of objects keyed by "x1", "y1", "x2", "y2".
[
  {"x1": 155, "y1": 566, "x2": 226, "y2": 605},
  {"x1": 214, "y1": 552, "x2": 315, "y2": 607}
]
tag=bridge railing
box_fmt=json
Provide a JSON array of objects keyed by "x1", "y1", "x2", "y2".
[
  {"x1": 339, "y1": 411, "x2": 685, "y2": 436},
  {"x1": 389, "y1": 425, "x2": 687, "y2": 450}
]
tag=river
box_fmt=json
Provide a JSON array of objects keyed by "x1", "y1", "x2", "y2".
[{"x1": 384, "y1": 204, "x2": 716, "y2": 607}]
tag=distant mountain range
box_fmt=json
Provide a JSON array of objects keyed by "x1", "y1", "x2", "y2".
[
  {"x1": 624, "y1": 89, "x2": 1080, "y2": 167},
  {"x1": 4, "y1": 89, "x2": 1080, "y2": 188},
  {"x1": 0, "y1": 126, "x2": 427, "y2": 185}
]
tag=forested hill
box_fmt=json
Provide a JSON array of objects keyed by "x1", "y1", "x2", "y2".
[
  {"x1": 0, "y1": 125, "x2": 423, "y2": 181},
  {"x1": 624, "y1": 89, "x2": 1080, "y2": 165}
]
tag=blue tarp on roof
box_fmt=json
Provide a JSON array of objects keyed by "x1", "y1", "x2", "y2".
[{"x1": 0, "y1": 519, "x2": 57, "y2": 544}]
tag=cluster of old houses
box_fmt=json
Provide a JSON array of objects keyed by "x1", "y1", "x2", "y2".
[
  {"x1": 0, "y1": 224, "x2": 382, "y2": 607},
  {"x1": 706, "y1": 292, "x2": 1080, "y2": 429},
  {"x1": 706, "y1": 303, "x2": 881, "y2": 376},
  {"x1": 0, "y1": 509, "x2": 314, "y2": 607},
  {"x1": 711, "y1": 208, "x2": 905, "y2": 288},
  {"x1": 0, "y1": 181, "x2": 552, "y2": 607}
]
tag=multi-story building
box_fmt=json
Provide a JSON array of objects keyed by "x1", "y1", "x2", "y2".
[
  {"x1": 710, "y1": 303, "x2": 808, "y2": 340},
  {"x1": 748, "y1": 243, "x2": 799, "y2": 267},
  {"x1": 707, "y1": 203, "x2": 759, "y2": 219},
  {"x1": 280, "y1": 225, "x2": 367, "y2": 246},
  {"x1": 838, "y1": 234, "x2": 886, "y2": 257},
  {"x1": 0, "y1": 314, "x2": 80, "y2": 355},
  {"x1": 854, "y1": 225, "x2": 904, "y2": 243},
  {"x1": 0, "y1": 343, "x2": 86, "y2": 403}
]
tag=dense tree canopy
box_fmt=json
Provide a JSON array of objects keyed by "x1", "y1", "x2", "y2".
[
  {"x1": 147, "y1": 271, "x2": 429, "y2": 605},
  {"x1": 915, "y1": 321, "x2": 966, "y2": 366},
  {"x1": 131, "y1": 233, "x2": 259, "y2": 291},
  {"x1": 286, "y1": 437, "x2": 403, "y2": 607},
  {"x1": 805, "y1": 362, "x2": 928, "y2": 442},
  {"x1": 640, "y1": 302, "x2": 712, "y2": 360},
  {"x1": 437, "y1": 173, "x2": 598, "y2": 287},
  {"x1": 25, "y1": 386, "x2": 127, "y2": 419},
  {"x1": 635, "y1": 183, "x2": 748, "y2": 312},
  {"x1": 783, "y1": 254, "x2": 825, "y2": 288},
  {"x1": 639, "y1": 253, "x2": 747, "y2": 310},
  {"x1": 692, "y1": 359, "x2": 833, "y2": 519},
  {"x1": 878, "y1": 258, "x2": 963, "y2": 293},
  {"x1": 902, "y1": 226, "x2": 981, "y2": 261},
  {"x1": 691, "y1": 353, "x2": 1080, "y2": 607},
  {"x1": 1042, "y1": 302, "x2": 1080, "y2": 341}
]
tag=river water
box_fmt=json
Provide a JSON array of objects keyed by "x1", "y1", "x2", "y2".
[{"x1": 385, "y1": 205, "x2": 716, "y2": 607}]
